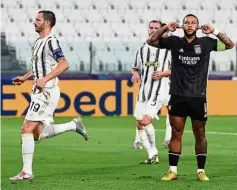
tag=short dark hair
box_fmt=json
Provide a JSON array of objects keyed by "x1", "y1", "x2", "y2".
[
  {"x1": 38, "y1": 10, "x2": 56, "y2": 27},
  {"x1": 161, "y1": 23, "x2": 166, "y2": 27},
  {"x1": 149, "y1": 20, "x2": 162, "y2": 27},
  {"x1": 183, "y1": 14, "x2": 199, "y2": 24}
]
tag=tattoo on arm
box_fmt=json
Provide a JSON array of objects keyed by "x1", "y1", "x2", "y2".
[
  {"x1": 147, "y1": 26, "x2": 169, "y2": 46},
  {"x1": 217, "y1": 32, "x2": 235, "y2": 49}
]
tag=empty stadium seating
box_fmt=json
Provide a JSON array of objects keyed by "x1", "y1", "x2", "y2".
[{"x1": 1, "y1": 0, "x2": 236, "y2": 72}]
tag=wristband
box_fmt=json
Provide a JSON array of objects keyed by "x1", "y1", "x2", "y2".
[{"x1": 213, "y1": 29, "x2": 219, "y2": 36}]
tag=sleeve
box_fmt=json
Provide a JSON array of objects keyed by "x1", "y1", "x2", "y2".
[
  {"x1": 48, "y1": 37, "x2": 65, "y2": 62},
  {"x1": 204, "y1": 37, "x2": 218, "y2": 52},
  {"x1": 159, "y1": 36, "x2": 176, "y2": 50},
  {"x1": 132, "y1": 47, "x2": 143, "y2": 72}
]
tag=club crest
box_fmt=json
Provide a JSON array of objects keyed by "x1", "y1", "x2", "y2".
[{"x1": 194, "y1": 45, "x2": 201, "y2": 54}]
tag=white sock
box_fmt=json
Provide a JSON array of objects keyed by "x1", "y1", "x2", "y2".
[
  {"x1": 170, "y1": 166, "x2": 177, "y2": 174},
  {"x1": 134, "y1": 127, "x2": 141, "y2": 143},
  {"x1": 145, "y1": 124, "x2": 158, "y2": 155},
  {"x1": 165, "y1": 114, "x2": 172, "y2": 141},
  {"x1": 39, "y1": 121, "x2": 76, "y2": 140},
  {"x1": 197, "y1": 169, "x2": 205, "y2": 173},
  {"x1": 138, "y1": 129, "x2": 153, "y2": 158},
  {"x1": 22, "y1": 134, "x2": 35, "y2": 175}
]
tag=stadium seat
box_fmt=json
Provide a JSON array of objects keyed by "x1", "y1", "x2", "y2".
[
  {"x1": 93, "y1": 23, "x2": 114, "y2": 40},
  {"x1": 108, "y1": 0, "x2": 128, "y2": 10},
  {"x1": 85, "y1": 10, "x2": 103, "y2": 23},
  {"x1": 115, "y1": 50, "x2": 134, "y2": 71},
  {"x1": 128, "y1": 0, "x2": 147, "y2": 11},
  {"x1": 100, "y1": 10, "x2": 121, "y2": 23},
  {"x1": 91, "y1": 0, "x2": 109, "y2": 10},
  {"x1": 1, "y1": 0, "x2": 236, "y2": 72},
  {"x1": 95, "y1": 50, "x2": 118, "y2": 71},
  {"x1": 75, "y1": 0, "x2": 92, "y2": 10}
]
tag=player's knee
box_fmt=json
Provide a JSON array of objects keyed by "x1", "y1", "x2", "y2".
[
  {"x1": 136, "y1": 120, "x2": 143, "y2": 130},
  {"x1": 172, "y1": 127, "x2": 183, "y2": 138},
  {"x1": 193, "y1": 126, "x2": 205, "y2": 137},
  {"x1": 21, "y1": 123, "x2": 35, "y2": 134},
  {"x1": 143, "y1": 115, "x2": 152, "y2": 126}
]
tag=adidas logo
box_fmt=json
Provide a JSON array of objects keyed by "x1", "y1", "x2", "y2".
[{"x1": 179, "y1": 48, "x2": 184, "y2": 52}]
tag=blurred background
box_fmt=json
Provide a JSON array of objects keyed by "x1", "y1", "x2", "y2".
[{"x1": 1, "y1": 0, "x2": 237, "y2": 117}]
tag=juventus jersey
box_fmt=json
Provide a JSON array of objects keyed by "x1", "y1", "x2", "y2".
[
  {"x1": 133, "y1": 43, "x2": 171, "y2": 102},
  {"x1": 31, "y1": 33, "x2": 65, "y2": 90}
]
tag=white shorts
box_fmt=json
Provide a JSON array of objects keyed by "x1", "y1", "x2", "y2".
[
  {"x1": 25, "y1": 86, "x2": 60, "y2": 124},
  {"x1": 163, "y1": 94, "x2": 171, "y2": 106},
  {"x1": 134, "y1": 100, "x2": 163, "y2": 120},
  {"x1": 162, "y1": 79, "x2": 171, "y2": 106}
]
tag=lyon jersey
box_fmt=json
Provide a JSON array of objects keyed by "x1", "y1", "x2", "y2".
[
  {"x1": 133, "y1": 43, "x2": 171, "y2": 102},
  {"x1": 31, "y1": 33, "x2": 65, "y2": 91}
]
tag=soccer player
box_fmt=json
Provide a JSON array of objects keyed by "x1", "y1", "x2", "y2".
[
  {"x1": 10, "y1": 10, "x2": 88, "y2": 181},
  {"x1": 131, "y1": 20, "x2": 171, "y2": 164},
  {"x1": 132, "y1": 23, "x2": 172, "y2": 150},
  {"x1": 147, "y1": 14, "x2": 235, "y2": 181}
]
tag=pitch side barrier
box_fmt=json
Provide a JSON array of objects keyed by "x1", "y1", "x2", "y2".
[{"x1": 1, "y1": 74, "x2": 237, "y2": 116}]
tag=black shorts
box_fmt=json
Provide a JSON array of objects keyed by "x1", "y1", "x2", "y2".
[{"x1": 168, "y1": 95, "x2": 208, "y2": 121}]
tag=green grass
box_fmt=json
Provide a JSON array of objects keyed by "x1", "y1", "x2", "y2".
[{"x1": 1, "y1": 116, "x2": 237, "y2": 190}]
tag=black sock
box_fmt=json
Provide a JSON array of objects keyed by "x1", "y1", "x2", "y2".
[
  {"x1": 196, "y1": 152, "x2": 207, "y2": 169},
  {"x1": 169, "y1": 151, "x2": 181, "y2": 166}
]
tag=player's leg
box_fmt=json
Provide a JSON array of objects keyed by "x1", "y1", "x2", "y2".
[
  {"x1": 33, "y1": 117, "x2": 88, "y2": 141},
  {"x1": 34, "y1": 86, "x2": 88, "y2": 141},
  {"x1": 133, "y1": 127, "x2": 143, "y2": 149},
  {"x1": 141, "y1": 115, "x2": 158, "y2": 164},
  {"x1": 161, "y1": 95, "x2": 187, "y2": 181},
  {"x1": 161, "y1": 115, "x2": 186, "y2": 181},
  {"x1": 134, "y1": 101, "x2": 154, "y2": 161},
  {"x1": 190, "y1": 97, "x2": 209, "y2": 181},
  {"x1": 133, "y1": 101, "x2": 144, "y2": 149},
  {"x1": 163, "y1": 112, "x2": 171, "y2": 148},
  {"x1": 141, "y1": 99, "x2": 164, "y2": 164},
  {"x1": 136, "y1": 119, "x2": 153, "y2": 161},
  {"x1": 191, "y1": 120, "x2": 209, "y2": 181},
  {"x1": 9, "y1": 120, "x2": 40, "y2": 181}
]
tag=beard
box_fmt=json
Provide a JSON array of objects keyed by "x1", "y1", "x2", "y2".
[
  {"x1": 34, "y1": 25, "x2": 44, "y2": 33},
  {"x1": 184, "y1": 29, "x2": 197, "y2": 38}
]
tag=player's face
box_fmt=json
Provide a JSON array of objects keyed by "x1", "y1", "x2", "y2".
[
  {"x1": 183, "y1": 16, "x2": 199, "y2": 37},
  {"x1": 33, "y1": 13, "x2": 46, "y2": 33},
  {"x1": 148, "y1": 22, "x2": 161, "y2": 37}
]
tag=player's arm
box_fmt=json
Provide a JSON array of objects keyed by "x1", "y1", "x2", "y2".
[
  {"x1": 44, "y1": 58, "x2": 69, "y2": 82},
  {"x1": 152, "y1": 69, "x2": 171, "y2": 80},
  {"x1": 147, "y1": 22, "x2": 179, "y2": 47},
  {"x1": 201, "y1": 25, "x2": 235, "y2": 50},
  {"x1": 12, "y1": 71, "x2": 33, "y2": 85},
  {"x1": 216, "y1": 32, "x2": 235, "y2": 50}
]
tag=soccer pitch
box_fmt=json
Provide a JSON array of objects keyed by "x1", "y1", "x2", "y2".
[{"x1": 1, "y1": 116, "x2": 237, "y2": 190}]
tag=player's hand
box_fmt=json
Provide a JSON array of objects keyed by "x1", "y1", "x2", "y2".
[
  {"x1": 12, "y1": 76, "x2": 26, "y2": 85},
  {"x1": 131, "y1": 71, "x2": 141, "y2": 83},
  {"x1": 201, "y1": 24, "x2": 214, "y2": 34},
  {"x1": 152, "y1": 71, "x2": 163, "y2": 80},
  {"x1": 35, "y1": 77, "x2": 47, "y2": 89},
  {"x1": 167, "y1": 22, "x2": 179, "y2": 32}
]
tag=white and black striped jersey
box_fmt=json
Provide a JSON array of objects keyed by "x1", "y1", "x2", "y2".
[
  {"x1": 133, "y1": 43, "x2": 171, "y2": 102},
  {"x1": 31, "y1": 33, "x2": 65, "y2": 91}
]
